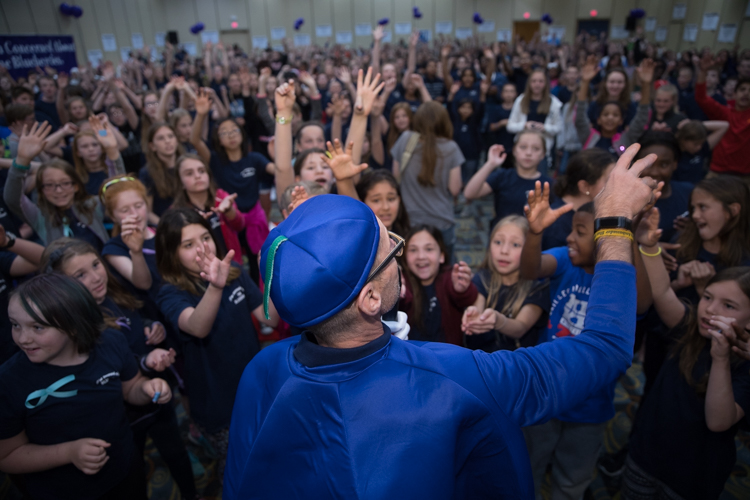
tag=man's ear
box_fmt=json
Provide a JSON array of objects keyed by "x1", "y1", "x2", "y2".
[{"x1": 356, "y1": 283, "x2": 383, "y2": 319}]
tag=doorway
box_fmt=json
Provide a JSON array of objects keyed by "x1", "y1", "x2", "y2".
[
  {"x1": 513, "y1": 21, "x2": 540, "y2": 44},
  {"x1": 577, "y1": 19, "x2": 610, "y2": 39}
]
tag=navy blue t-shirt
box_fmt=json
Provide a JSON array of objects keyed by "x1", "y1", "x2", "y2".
[
  {"x1": 0, "y1": 169, "x2": 27, "y2": 237},
  {"x1": 209, "y1": 150, "x2": 267, "y2": 213},
  {"x1": 0, "y1": 252, "x2": 17, "y2": 365},
  {"x1": 84, "y1": 171, "x2": 108, "y2": 196},
  {"x1": 587, "y1": 101, "x2": 637, "y2": 129},
  {"x1": 629, "y1": 321, "x2": 750, "y2": 500},
  {"x1": 0, "y1": 329, "x2": 138, "y2": 500},
  {"x1": 66, "y1": 209, "x2": 104, "y2": 254},
  {"x1": 526, "y1": 100, "x2": 548, "y2": 125},
  {"x1": 138, "y1": 165, "x2": 174, "y2": 217},
  {"x1": 408, "y1": 283, "x2": 443, "y2": 343},
  {"x1": 542, "y1": 199, "x2": 575, "y2": 251},
  {"x1": 674, "y1": 142, "x2": 711, "y2": 184},
  {"x1": 594, "y1": 136, "x2": 616, "y2": 155},
  {"x1": 486, "y1": 168, "x2": 553, "y2": 229},
  {"x1": 156, "y1": 267, "x2": 262, "y2": 431},
  {"x1": 100, "y1": 296, "x2": 149, "y2": 358},
  {"x1": 655, "y1": 181, "x2": 693, "y2": 244},
  {"x1": 485, "y1": 105, "x2": 514, "y2": 153},
  {"x1": 466, "y1": 270, "x2": 549, "y2": 351}
]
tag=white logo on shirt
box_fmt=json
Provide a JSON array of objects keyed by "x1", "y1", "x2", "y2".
[
  {"x1": 96, "y1": 371, "x2": 120, "y2": 385},
  {"x1": 461, "y1": 124, "x2": 468, "y2": 133},
  {"x1": 557, "y1": 293, "x2": 588, "y2": 338},
  {"x1": 427, "y1": 296, "x2": 438, "y2": 314},
  {"x1": 229, "y1": 286, "x2": 246, "y2": 305},
  {"x1": 240, "y1": 167, "x2": 256, "y2": 178},
  {"x1": 210, "y1": 216, "x2": 222, "y2": 230},
  {"x1": 0, "y1": 208, "x2": 7, "y2": 218}
]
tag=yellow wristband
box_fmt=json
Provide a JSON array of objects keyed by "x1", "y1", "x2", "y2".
[
  {"x1": 638, "y1": 245, "x2": 662, "y2": 257},
  {"x1": 594, "y1": 228, "x2": 634, "y2": 243}
]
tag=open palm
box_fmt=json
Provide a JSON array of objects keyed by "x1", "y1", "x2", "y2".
[
  {"x1": 524, "y1": 181, "x2": 573, "y2": 234},
  {"x1": 353, "y1": 67, "x2": 384, "y2": 116},
  {"x1": 322, "y1": 139, "x2": 367, "y2": 181}
]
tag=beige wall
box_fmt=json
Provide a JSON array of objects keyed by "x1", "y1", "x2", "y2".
[{"x1": 0, "y1": 0, "x2": 748, "y2": 66}]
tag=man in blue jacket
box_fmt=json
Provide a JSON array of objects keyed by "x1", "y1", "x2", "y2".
[{"x1": 224, "y1": 143, "x2": 660, "y2": 499}]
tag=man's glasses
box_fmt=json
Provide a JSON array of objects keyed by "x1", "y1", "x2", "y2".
[{"x1": 365, "y1": 232, "x2": 404, "y2": 284}]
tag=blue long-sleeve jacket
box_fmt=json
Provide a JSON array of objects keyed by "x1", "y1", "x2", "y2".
[{"x1": 224, "y1": 261, "x2": 635, "y2": 499}]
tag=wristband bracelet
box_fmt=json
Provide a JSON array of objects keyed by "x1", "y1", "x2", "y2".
[
  {"x1": 594, "y1": 228, "x2": 634, "y2": 243},
  {"x1": 497, "y1": 312, "x2": 508, "y2": 332},
  {"x1": 12, "y1": 159, "x2": 30, "y2": 171},
  {"x1": 638, "y1": 245, "x2": 662, "y2": 257},
  {"x1": 276, "y1": 114, "x2": 292, "y2": 125}
]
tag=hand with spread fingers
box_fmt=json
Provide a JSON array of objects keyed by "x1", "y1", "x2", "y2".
[
  {"x1": 524, "y1": 181, "x2": 574, "y2": 235},
  {"x1": 353, "y1": 68, "x2": 384, "y2": 116},
  {"x1": 322, "y1": 139, "x2": 368, "y2": 182}
]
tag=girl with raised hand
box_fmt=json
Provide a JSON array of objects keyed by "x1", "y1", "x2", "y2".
[
  {"x1": 138, "y1": 122, "x2": 183, "y2": 224},
  {"x1": 71, "y1": 114, "x2": 127, "y2": 196},
  {"x1": 0, "y1": 273, "x2": 171, "y2": 500},
  {"x1": 464, "y1": 133, "x2": 553, "y2": 232},
  {"x1": 627, "y1": 208, "x2": 750, "y2": 500},
  {"x1": 172, "y1": 153, "x2": 246, "y2": 265},
  {"x1": 4, "y1": 122, "x2": 111, "y2": 251},
  {"x1": 190, "y1": 88, "x2": 272, "y2": 258},
  {"x1": 462, "y1": 215, "x2": 549, "y2": 352},
  {"x1": 100, "y1": 175, "x2": 158, "y2": 293},
  {"x1": 399, "y1": 225, "x2": 477, "y2": 346},
  {"x1": 155, "y1": 208, "x2": 278, "y2": 482},
  {"x1": 576, "y1": 56, "x2": 654, "y2": 156}
]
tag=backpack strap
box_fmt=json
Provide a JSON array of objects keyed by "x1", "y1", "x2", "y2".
[{"x1": 400, "y1": 132, "x2": 421, "y2": 175}]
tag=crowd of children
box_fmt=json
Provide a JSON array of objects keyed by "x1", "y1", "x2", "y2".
[{"x1": 0, "y1": 23, "x2": 749, "y2": 500}]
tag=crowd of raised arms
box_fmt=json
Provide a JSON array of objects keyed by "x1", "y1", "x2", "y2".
[{"x1": 0, "y1": 25, "x2": 749, "y2": 500}]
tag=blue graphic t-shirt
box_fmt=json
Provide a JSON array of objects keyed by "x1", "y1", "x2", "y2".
[{"x1": 540, "y1": 246, "x2": 616, "y2": 423}]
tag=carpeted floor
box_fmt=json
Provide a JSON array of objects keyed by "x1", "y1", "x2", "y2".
[{"x1": 2, "y1": 196, "x2": 748, "y2": 499}]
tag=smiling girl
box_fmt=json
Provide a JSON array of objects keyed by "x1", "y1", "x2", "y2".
[
  {"x1": 628, "y1": 209, "x2": 750, "y2": 500},
  {"x1": 0, "y1": 273, "x2": 171, "y2": 499},
  {"x1": 155, "y1": 208, "x2": 278, "y2": 482},
  {"x1": 462, "y1": 216, "x2": 549, "y2": 352},
  {"x1": 399, "y1": 225, "x2": 477, "y2": 345},
  {"x1": 5, "y1": 121, "x2": 116, "y2": 251}
]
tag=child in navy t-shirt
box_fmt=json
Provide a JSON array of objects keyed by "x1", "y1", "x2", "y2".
[
  {"x1": 673, "y1": 120, "x2": 729, "y2": 184},
  {"x1": 464, "y1": 131, "x2": 553, "y2": 230},
  {"x1": 0, "y1": 274, "x2": 171, "y2": 499},
  {"x1": 155, "y1": 208, "x2": 279, "y2": 483}
]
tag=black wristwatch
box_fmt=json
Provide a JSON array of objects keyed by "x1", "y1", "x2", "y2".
[
  {"x1": 0, "y1": 232, "x2": 16, "y2": 250},
  {"x1": 594, "y1": 217, "x2": 632, "y2": 233}
]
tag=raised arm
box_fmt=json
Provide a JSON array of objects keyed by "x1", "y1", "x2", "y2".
[
  {"x1": 273, "y1": 80, "x2": 297, "y2": 199},
  {"x1": 441, "y1": 45, "x2": 454, "y2": 88},
  {"x1": 156, "y1": 78, "x2": 177, "y2": 122},
  {"x1": 478, "y1": 143, "x2": 660, "y2": 427},
  {"x1": 519, "y1": 181, "x2": 572, "y2": 279},
  {"x1": 112, "y1": 80, "x2": 139, "y2": 130},
  {"x1": 190, "y1": 88, "x2": 213, "y2": 163},
  {"x1": 463, "y1": 144, "x2": 505, "y2": 200},
  {"x1": 694, "y1": 53, "x2": 730, "y2": 121},
  {"x1": 56, "y1": 72, "x2": 70, "y2": 124},
  {"x1": 635, "y1": 207, "x2": 689, "y2": 329},
  {"x1": 401, "y1": 32, "x2": 418, "y2": 88},
  {"x1": 323, "y1": 139, "x2": 367, "y2": 200},
  {"x1": 345, "y1": 68, "x2": 384, "y2": 165},
  {"x1": 371, "y1": 27, "x2": 383, "y2": 76},
  {"x1": 703, "y1": 120, "x2": 729, "y2": 150},
  {"x1": 705, "y1": 316, "x2": 746, "y2": 431}
]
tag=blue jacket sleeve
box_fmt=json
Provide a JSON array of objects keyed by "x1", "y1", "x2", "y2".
[{"x1": 472, "y1": 261, "x2": 635, "y2": 427}]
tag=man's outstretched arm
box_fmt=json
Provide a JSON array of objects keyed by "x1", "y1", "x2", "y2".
[{"x1": 475, "y1": 143, "x2": 659, "y2": 427}]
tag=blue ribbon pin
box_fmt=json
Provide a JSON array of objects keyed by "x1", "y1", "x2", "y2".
[{"x1": 25, "y1": 374, "x2": 78, "y2": 409}]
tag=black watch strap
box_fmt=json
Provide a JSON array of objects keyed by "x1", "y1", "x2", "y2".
[
  {"x1": 1, "y1": 232, "x2": 16, "y2": 249},
  {"x1": 594, "y1": 217, "x2": 632, "y2": 233}
]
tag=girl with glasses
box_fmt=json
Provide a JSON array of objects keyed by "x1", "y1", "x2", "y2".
[{"x1": 4, "y1": 121, "x2": 117, "y2": 252}]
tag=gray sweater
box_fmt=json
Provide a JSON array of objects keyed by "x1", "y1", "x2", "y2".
[{"x1": 4, "y1": 157, "x2": 124, "y2": 244}]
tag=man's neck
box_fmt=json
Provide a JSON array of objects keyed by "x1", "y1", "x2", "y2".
[{"x1": 314, "y1": 319, "x2": 384, "y2": 349}]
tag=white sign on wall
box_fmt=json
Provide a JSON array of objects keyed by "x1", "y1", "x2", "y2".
[
  {"x1": 335, "y1": 31, "x2": 353, "y2": 44},
  {"x1": 610, "y1": 26, "x2": 629, "y2": 40},
  {"x1": 355, "y1": 24, "x2": 371, "y2": 36},
  {"x1": 87, "y1": 49, "x2": 103, "y2": 67},
  {"x1": 101, "y1": 34, "x2": 117, "y2": 52},
  {"x1": 270, "y1": 27, "x2": 286, "y2": 40},
  {"x1": 201, "y1": 31, "x2": 219, "y2": 44},
  {"x1": 316, "y1": 25, "x2": 332, "y2": 38},
  {"x1": 155, "y1": 32, "x2": 165, "y2": 47},
  {"x1": 496, "y1": 30, "x2": 512, "y2": 42},
  {"x1": 717, "y1": 24, "x2": 737, "y2": 43},
  {"x1": 683, "y1": 24, "x2": 699, "y2": 42},
  {"x1": 435, "y1": 21, "x2": 453, "y2": 34},
  {"x1": 395, "y1": 23, "x2": 412, "y2": 35},
  {"x1": 455, "y1": 27, "x2": 473, "y2": 40},
  {"x1": 672, "y1": 4, "x2": 687, "y2": 20},
  {"x1": 645, "y1": 18, "x2": 657, "y2": 32},
  {"x1": 131, "y1": 33, "x2": 144, "y2": 49},
  {"x1": 655, "y1": 26, "x2": 668, "y2": 42},
  {"x1": 252, "y1": 36, "x2": 268, "y2": 49},
  {"x1": 294, "y1": 34, "x2": 311, "y2": 47},
  {"x1": 477, "y1": 21, "x2": 495, "y2": 33},
  {"x1": 701, "y1": 13, "x2": 719, "y2": 31}
]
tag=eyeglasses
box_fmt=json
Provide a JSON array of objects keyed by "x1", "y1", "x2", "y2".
[
  {"x1": 218, "y1": 128, "x2": 241, "y2": 138},
  {"x1": 41, "y1": 181, "x2": 75, "y2": 192},
  {"x1": 365, "y1": 231, "x2": 404, "y2": 284}
]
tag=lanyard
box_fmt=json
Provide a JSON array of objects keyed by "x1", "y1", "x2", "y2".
[{"x1": 25, "y1": 374, "x2": 77, "y2": 409}]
